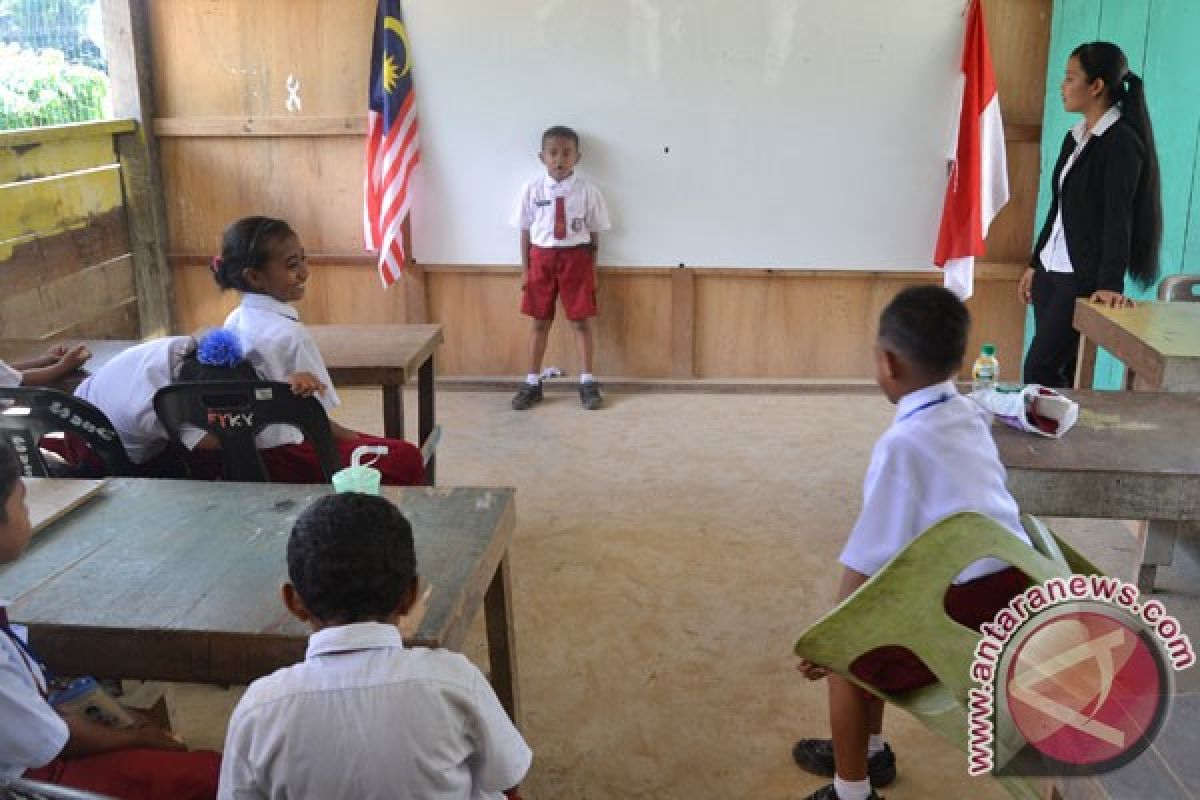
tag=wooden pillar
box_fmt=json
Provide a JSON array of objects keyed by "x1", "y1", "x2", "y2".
[
  {"x1": 670, "y1": 268, "x2": 695, "y2": 378},
  {"x1": 401, "y1": 216, "x2": 429, "y2": 323},
  {"x1": 103, "y1": 0, "x2": 174, "y2": 337}
]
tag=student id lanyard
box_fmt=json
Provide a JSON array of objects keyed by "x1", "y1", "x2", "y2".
[{"x1": 897, "y1": 393, "x2": 952, "y2": 422}]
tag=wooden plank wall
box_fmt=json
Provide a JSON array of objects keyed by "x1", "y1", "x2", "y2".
[
  {"x1": 0, "y1": 121, "x2": 141, "y2": 340},
  {"x1": 155, "y1": 0, "x2": 1051, "y2": 380}
]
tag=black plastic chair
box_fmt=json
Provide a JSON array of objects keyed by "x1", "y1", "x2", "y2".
[
  {"x1": 0, "y1": 388, "x2": 139, "y2": 478},
  {"x1": 153, "y1": 381, "x2": 342, "y2": 482},
  {"x1": 2, "y1": 779, "x2": 116, "y2": 800}
]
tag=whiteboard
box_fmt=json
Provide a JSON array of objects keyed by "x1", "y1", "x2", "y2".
[{"x1": 405, "y1": 0, "x2": 966, "y2": 269}]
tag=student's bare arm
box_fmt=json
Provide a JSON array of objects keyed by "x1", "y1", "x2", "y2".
[
  {"x1": 797, "y1": 567, "x2": 870, "y2": 680},
  {"x1": 16, "y1": 346, "x2": 90, "y2": 386},
  {"x1": 519, "y1": 230, "x2": 531, "y2": 286},
  {"x1": 60, "y1": 712, "x2": 185, "y2": 757}
]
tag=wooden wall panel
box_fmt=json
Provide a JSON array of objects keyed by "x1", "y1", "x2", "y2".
[
  {"x1": 694, "y1": 271, "x2": 1023, "y2": 380},
  {"x1": 148, "y1": 0, "x2": 373, "y2": 118},
  {"x1": 425, "y1": 270, "x2": 674, "y2": 378},
  {"x1": 984, "y1": 141, "x2": 1041, "y2": 263},
  {"x1": 1, "y1": 122, "x2": 139, "y2": 340},
  {"x1": 985, "y1": 0, "x2": 1052, "y2": 126},
  {"x1": 158, "y1": 137, "x2": 363, "y2": 254}
]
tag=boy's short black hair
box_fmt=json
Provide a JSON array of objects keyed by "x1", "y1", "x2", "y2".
[
  {"x1": 541, "y1": 125, "x2": 579, "y2": 148},
  {"x1": 0, "y1": 438, "x2": 20, "y2": 523},
  {"x1": 878, "y1": 285, "x2": 970, "y2": 377},
  {"x1": 287, "y1": 493, "x2": 417, "y2": 624}
]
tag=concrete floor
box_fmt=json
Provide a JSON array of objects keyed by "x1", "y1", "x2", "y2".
[{"x1": 161, "y1": 388, "x2": 1197, "y2": 799}]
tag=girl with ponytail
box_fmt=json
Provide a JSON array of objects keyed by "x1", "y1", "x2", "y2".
[{"x1": 1020, "y1": 41, "x2": 1162, "y2": 387}]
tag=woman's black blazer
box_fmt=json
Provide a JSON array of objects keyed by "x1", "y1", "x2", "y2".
[{"x1": 1030, "y1": 118, "x2": 1145, "y2": 296}]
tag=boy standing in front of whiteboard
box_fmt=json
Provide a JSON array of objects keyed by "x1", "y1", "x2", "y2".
[{"x1": 510, "y1": 125, "x2": 611, "y2": 411}]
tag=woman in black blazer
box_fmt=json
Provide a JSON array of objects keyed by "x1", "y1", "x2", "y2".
[{"x1": 1020, "y1": 42, "x2": 1162, "y2": 387}]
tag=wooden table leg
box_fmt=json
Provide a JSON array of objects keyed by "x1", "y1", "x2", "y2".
[
  {"x1": 1074, "y1": 335, "x2": 1098, "y2": 389},
  {"x1": 418, "y1": 353, "x2": 436, "y2": 485},
  {"x1": 383, "y1": 384, "x2": 404, "y2": 440},
  {"x1": 485, "y1": 554, "x2": 521, "y2": 726},
  {"x1": 1138, "y1": 520, "x2": 1181, "y2": 593}
]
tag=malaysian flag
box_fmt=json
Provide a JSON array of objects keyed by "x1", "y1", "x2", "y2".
[{"x1": 364, "y1": 0, "x2": 420, "y2": 288}]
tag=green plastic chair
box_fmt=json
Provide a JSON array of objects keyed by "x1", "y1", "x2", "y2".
[{"x1": 794, "y1": 512, "x2": 1101, "y2": 800}]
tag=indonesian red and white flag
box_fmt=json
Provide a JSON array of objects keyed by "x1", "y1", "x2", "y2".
[
  {"x1": 364, "y1": 0, "x2": 419, "y2": 288},
  {"x1": 934, "y1": 0, "x2": 1008, "y2": 300}
]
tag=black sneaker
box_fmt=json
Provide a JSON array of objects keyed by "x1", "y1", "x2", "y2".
[
  {"x1": 579, "y1": 380, "x2": 603, "y2": 410},
  {"x1": 511, "y1": 382, "x2": 543, "y2": 411},
  {"x1": 802, "y1": 783, "x2": 883, "y2": 800},
  {"x1": 793, "y1": 739, "x2": 896, "y2": 788}
]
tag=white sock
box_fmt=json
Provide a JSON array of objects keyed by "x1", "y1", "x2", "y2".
[
  {"x1": 867, "y1": 734, "x2": 886, "y2": 756},
  {"x1": 525, "y1": 373, "x2": 540, "y2": 386},
  {"x1": 833, "y1": 775, "x2": 872, "y2": 800},
  {"x1": 580, "y1": 372, "x2": 594, "y2": 384}
]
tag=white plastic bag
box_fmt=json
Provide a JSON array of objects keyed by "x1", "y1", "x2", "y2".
[{"x1": 970, "y1": 384, "x2": 1079, "y2": 438}]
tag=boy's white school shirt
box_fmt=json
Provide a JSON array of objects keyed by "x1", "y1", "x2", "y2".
[
  {"x1": 218, "y1": 622, "x2": 531, "y2": 800},
  {"x1": 0, "y1": 614, "x2": 69, "y2": 780},
  {"x1": 224, "y1": 293, "x2": 340, "y2": 449},
  {"x1": 839, "y1": 381, "x2": 1031, "y2": 583},
  {"x1": 510, "y1": 172, "x2": 611, "y2": 248},
  {"x1": 0, "y1": 360, "x2": 21, "y2": 387},
  {"x1": 74, "y1": 336, "x2": 206, "y2": 464}
]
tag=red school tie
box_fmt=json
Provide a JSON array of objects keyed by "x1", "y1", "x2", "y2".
[{"x1": 553, "y1": 196, "x2": 567, "y2": 240}]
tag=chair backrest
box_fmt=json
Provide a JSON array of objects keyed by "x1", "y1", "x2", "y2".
[
  {"x1": 153, "y1": 380, "x2": 341, "y2": 482},
  {"x1": 3, "y1": 778, "x2": 116, "y2": 800},
  {"x1": 794, "y1": 513, "x2": 1101, "y2": 799},
  {"x1": 1157, "y1": 274, "x2": 1200, "y2": 302},
  {"x1": 0, "y1": 388, "x2": 138, "y2": 478}
]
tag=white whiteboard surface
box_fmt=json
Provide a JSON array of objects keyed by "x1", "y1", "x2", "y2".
[{"x1": 405, "y1": 0, "x2": 966, "y2": 269}]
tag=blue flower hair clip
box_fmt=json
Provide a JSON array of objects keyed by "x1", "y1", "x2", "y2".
[{"x1": 196, "y1": 329, "x2": 245, "y2": 368}]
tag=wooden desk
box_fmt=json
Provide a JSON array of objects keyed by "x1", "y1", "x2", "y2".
[
  {"x1": 308, "y1": 324, "x2": 443, "y2": 482},
  {"x1": 993, "y1": 390, "x2": 1200, "y2": 589},
  {"x1": 1074, "y1": 300, "x2": 1200, "y2": 391},
  {"x1": 0, "y1": 479, "x2": 521, "y2": 724},
  {"x1": 1071, "y1": 301, "x2": 1200, "y2": 589},
  {"x1": 0, "y1": 324, "x2": 444, "y2": 482}
]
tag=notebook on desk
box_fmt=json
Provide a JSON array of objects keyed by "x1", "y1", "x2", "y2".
[{"x1": 26, "y1": 478, "x2": 106, "y2": 534}]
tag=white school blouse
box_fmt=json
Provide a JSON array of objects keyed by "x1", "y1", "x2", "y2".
[
  {"x1": 224, "y1": 293, "x2": 340, "y2": 449},
  {"x1": 0, "y1": 616, "x2": 69, "y2": 780},
  {"x1": 1039, "y1": 106, "x2": 1122, "y2": 275},
  {"x1": 839, "y1": 381, "x2": 1031, "y2": 583},
  {"x1": 510, "y1": 172, "x2": 611, "y2": 248},
  {"x1": 0, "y1": 360, "x2": 22, "y2": 388},
  {"x1": 219, "y1": 623, "x2": 531, "y2": 800},
  {"x1": 75, "y1": 336, "x2": 206, "y2": 464}
]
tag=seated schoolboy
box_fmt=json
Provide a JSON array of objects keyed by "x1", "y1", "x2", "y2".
[
  {"x1": 219, "y1": 492, "x2": 531, "y2": 800},
  {"x1": 792, "y1": 286, "x2": 1032, "y2": 800},
  {"x1": 0, "y1": 346, "x2": 90, "y2": 388},
  {"x1": 0, "y1": 438, "x2": 220, "y2": 798}
]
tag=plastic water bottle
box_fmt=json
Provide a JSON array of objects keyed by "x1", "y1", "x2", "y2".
[{"x1": 972, "y1": 344, "x2": 999, "y2": 392}]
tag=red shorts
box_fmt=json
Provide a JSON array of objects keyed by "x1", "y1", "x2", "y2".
[
  {"x1": 522, "y1": 245, "x2": 597, "y2": 321},
  {"x1": 26, "y1": 749, "x2": 221, "y2": 800},
  {"x1": 260, "y1": 433, "x2": 426, "y2": 486},
  {"x1": 848, "y1": 567, "x2": 1030, "y2": 693}
]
